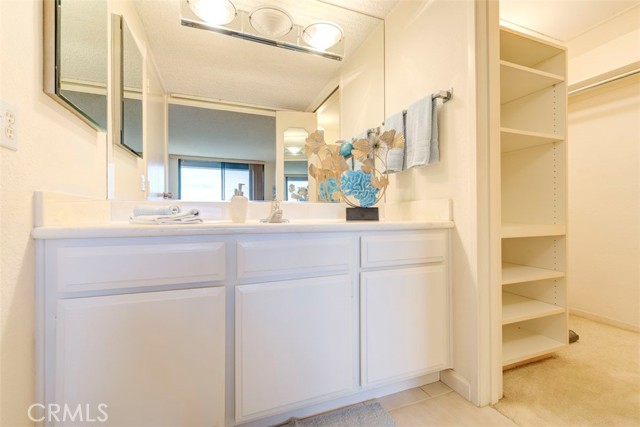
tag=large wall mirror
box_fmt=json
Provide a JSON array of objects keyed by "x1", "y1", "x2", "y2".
[
  {"x1": 44, "y1": 0, "x2": 108, "y2": 130},
  {"x1": 134, "y1": 0, "x2": 385, "y2": 202},
  {"x1": 45, "y1": 0, "x2": 387, "y2": 202}
]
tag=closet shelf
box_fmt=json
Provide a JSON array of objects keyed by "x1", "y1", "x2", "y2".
[
  {"x1": 502, "y1": 262, "x2": 565, "y2": 285},
  {"x1": 502, "y1": 223, "x2": 566, "y2": 239},
  {"x1": 502, "y1": 324, "x2": 566, "y2": 366},
  {"x1": 501, "y1": 128, "x2": 565, "y2": 153},
  {"x1": 500, "y1": 61, "x2": 564, "y2": 104},
  {"x1": 500, "y1": 28, "x2": 565, "y2": 68},
  {"x1": 502, "y1": 292, "x2": 565, "y2": 325}
]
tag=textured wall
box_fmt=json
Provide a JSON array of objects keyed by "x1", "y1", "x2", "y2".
[
  {"x1": 0, "y1": 0, "x2": 107, "y2": 425},
  {"x1": 384, "y1": 0, "x2": 483, "y2": 404}
]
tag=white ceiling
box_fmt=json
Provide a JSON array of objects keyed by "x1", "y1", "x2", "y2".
[
  {"x1": 133, "y1": 0, "x2": 395, "y2": 112},
  {"x1": 500, "y1": 0, "x2": 640, "y2": 42}
]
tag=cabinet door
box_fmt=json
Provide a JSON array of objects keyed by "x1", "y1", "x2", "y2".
[
  {"x1": 55, "y1": 287, "x2": 225, "y2": 427},
  {"x1": 235, "y1": 275, "x2": 355, "y2": 421},
  {"x1": 361, "y1": 265, "x2": 449, "y2": 387}
]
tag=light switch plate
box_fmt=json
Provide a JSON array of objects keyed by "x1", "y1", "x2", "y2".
[{"x1": 0, "y1": 100, "x2": 18, "y2": 151}]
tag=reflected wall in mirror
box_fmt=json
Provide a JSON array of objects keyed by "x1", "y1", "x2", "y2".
[
  {"x1": 167, "y1": 104, "x2": 276, "y2": 201},
  {"x1": 121, "y1": 20, "x2": 143, "y2": 156},
  {"x1": 45, "y1": 0, "x2": 108, "y2": 129}
]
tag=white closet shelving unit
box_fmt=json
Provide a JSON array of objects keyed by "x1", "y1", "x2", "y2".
[{"x1": 499, "y1": 27, "x2": 569, "y2": 367}]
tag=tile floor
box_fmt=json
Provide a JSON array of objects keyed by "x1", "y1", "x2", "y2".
[{"x1": 376, "y1": 382, "x2": 517, "y2": 427}]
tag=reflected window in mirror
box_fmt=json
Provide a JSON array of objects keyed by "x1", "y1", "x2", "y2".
[
  {"x1": 168, "y1": 104, "x2": 276, "y2": 201},
  {"x1": 178, "y1": 159, "x2": 265, "y2": 201},
  {"x1": 286, "y1": 177, "x2": 309, "y2": 202},
  {"x1": 122, "y1": 20, "x2": 143, "y2": 156}
]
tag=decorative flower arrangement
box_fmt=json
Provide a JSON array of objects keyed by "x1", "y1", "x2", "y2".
[
  {"x1": 288, "y1": 184, "x2": 308, "y2": 202},
  {"x1": 304, "y1": 129, "x2": 403, "y2": 208}
]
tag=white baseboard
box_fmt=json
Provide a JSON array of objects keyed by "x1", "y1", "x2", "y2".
[
  {"x1": 440, "y1": 369, "x2": 472, "y2": 403},
  {"x1": 569, "y1": 308, "x2": 640, "y2": 333}
]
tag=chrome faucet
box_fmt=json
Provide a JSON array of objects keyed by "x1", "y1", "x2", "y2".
[{"x1": 260, "y1": 199, "x2": 289, "y2": 223}]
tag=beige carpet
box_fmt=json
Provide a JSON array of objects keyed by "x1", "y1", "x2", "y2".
[{"x1": 493, "y1": 315, "x2": 640, "y2": 427}]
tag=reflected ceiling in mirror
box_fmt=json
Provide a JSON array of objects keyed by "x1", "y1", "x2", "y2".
[
  {"x1": 57, "y1": 0, "x2": 108, "y2": 129},
  {"x1": 132, "y1": 0, "x2": 394, "y2": 111}
]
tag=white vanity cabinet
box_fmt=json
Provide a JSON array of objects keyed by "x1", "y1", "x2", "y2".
[
  {"x1": 235, "y1": 275, "x2": 355, "y2": 421},
  {"x1": 37, "y1": 236, "x2": 228, "y2": 427},
  {"x1": 55, "y1": 288, "x2": 226, "y2": 427},
  {"x1": 360, "y1": 230, "x2": 450, "y2": 387},
  {"x1": 35, "y1": 224, "x2": 452, "y2": 427}
]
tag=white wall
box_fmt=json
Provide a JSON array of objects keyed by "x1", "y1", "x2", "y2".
[
  {"x1": 0, "y1": 0, "x2": 107, "y2": 425},
  {"x1": 566, "y1": 5, "x2": 640, "y2": 86},
  {"x1": 340, "y1": 22, "x2": 385, "y2": 139},
  {"x1": 565, "y1": 7, "x2": 640, "y2": 331},
  {"x1": 384, "y1": 0, "x2": 484, "y2": 404},
  {"x1": 567, "y1": 78, "x2": 640, "y2": 330}
]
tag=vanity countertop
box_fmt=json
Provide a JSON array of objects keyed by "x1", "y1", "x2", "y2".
[{"x1": 32, "y1": 219, "x2": 454, "y2": 240}]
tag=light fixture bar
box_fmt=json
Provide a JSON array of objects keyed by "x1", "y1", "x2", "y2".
[{"x1": 181, "y1": 17, "x2": 343, "y2": 61}]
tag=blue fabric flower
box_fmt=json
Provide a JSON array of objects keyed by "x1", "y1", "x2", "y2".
[
  {"x1": 340, "y1": 170, "x2": 379, "y2": 208},
  {"x1": 339, "y1": 141, "x2": 354, "y2": 158}
]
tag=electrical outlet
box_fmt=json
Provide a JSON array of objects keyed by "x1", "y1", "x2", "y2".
[
  {"x1": 0, "y1": 101, "x2": 18, "y2": 151},
  {"x1": 141, "y1": 175, "x2": 147, "y2": 192}
]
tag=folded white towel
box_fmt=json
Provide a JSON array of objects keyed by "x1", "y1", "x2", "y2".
[
  {"x1": 405, "y1": 94, "x2": 439, "y2": 169},
  {"x1": 129, "y1": 209, "x2": 202, "y2": 224},
  {"x1": 132, "y1": 205, "x2": 180, "y2": 217}
]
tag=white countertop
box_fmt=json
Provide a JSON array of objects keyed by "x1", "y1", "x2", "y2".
[{"x1": 32, "y1": 219, "x2": 454, "y2": 240}]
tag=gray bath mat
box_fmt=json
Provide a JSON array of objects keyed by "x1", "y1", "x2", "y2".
[{"x1": 281, "y1": 401, "x2": 396, "y2": 427}]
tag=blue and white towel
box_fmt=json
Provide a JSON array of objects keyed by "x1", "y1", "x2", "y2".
[{"x1": 405, "y1": 94, "x2": 439, "y2": 169}]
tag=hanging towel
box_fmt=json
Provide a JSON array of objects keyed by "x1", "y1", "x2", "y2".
[
  {"x1": 405, "y1": 94, "x2": 439, "y2": 169},
  {"x1": 383, "y1": 111, "x2": 406, "y2": 173},
  {"x1": 132, "y1": 204, "x2": 180, "y2": 217},
  {"x1": 129, "y1": 208, "x2": 202, "y2": 224}
]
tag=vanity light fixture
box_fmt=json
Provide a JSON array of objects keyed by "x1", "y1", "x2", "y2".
[
  {"x1": 286, "y1": 146, "x2": 303, "y2": 155},
  {"x1": 187, "y1": 0, "x2": 236, "y2": 26},
  {"x1": 249, "y1": 6, "x2": 293, "y2": 38},
  {"x1": 302, "y1": 22, "x2": 343, "y2": 51},
  {"x1": 181, "y1": 0, "x2": 344, "y2": 61}
]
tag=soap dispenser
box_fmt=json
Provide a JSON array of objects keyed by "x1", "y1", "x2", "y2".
[{"x1": 230, "y1": 183, "x2": 248, "y2": 223}]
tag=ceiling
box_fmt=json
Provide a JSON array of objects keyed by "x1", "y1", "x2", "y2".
[
  {"x1": 133, "y1": 0, "x2": 396, "y2": 112},
  {"x1": 500, "y1": 0, "x2": 640, "y2": 42}
]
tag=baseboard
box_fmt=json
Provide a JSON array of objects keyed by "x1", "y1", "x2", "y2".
[
  {"x1": 440, "y1": 369, "x2": 471, "y2": 403},
  {"x1": 569, "y1": 308, "x2": 640, "y2": 333}
]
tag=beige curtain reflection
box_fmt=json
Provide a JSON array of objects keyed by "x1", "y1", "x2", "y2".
[{"x1": 249, "y1": 164, "x2": 264, "y2": 200}]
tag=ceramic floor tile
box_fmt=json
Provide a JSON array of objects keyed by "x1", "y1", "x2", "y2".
[
  {"x1": 420, "y1": 381, "x2": 453, "y2": 398},
  {"x1": 390, "y1": 391, "x2": 518, "y2": 427},
  {"x1": 376, "y1": 387, "x2": 430, "y2": 411}
]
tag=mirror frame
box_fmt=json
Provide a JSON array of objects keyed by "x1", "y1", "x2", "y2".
[{"x1": 43, "y1": 0, "x2": 107, "y2": 130}]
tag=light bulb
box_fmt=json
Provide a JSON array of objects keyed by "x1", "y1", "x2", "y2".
[
  {"x1": 302, "y1": 22, "x2": 343, "y2": 50},
  {"x1": 188, "y1": 0, "x2": 236, "y2": 26}
]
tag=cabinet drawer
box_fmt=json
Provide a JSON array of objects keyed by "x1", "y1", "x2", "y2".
[
  {"x1": 361, "y1": 230, "x2": 447, "y2": 268},
  {"x1": 53, "y1": 241, "x2": 226, "y2": 293},
  {"x1": 237, "y1": 237, "x2": 353, "y2": 279}
]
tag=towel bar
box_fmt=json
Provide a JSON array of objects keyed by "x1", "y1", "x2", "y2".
[{"x1": 434, "y1": 88, "x2": 453, "y2": 103}]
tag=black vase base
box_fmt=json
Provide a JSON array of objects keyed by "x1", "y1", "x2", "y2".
[{"x1": 346, "y1": 207, "x2": 379, "y2": 221}]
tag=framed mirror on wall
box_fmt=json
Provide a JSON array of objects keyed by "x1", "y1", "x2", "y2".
[
  {"x1": 44, "y1": 0, "x2": 108, "y2": 130},
  {"x1": 121, "y1": 20, "x2": 143, "y2": 157}
]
